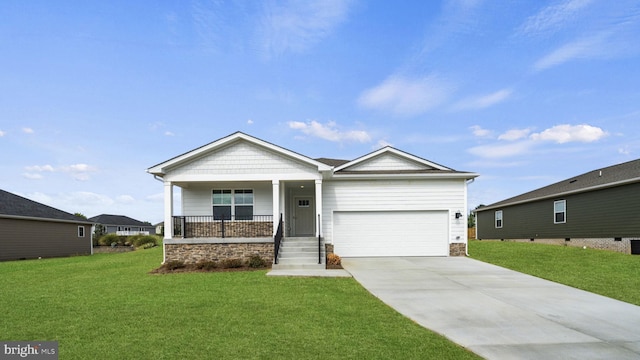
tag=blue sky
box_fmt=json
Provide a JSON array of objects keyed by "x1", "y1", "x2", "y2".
[{"x1": 1, "y1": 0, "x2": 639, "y2": 224}]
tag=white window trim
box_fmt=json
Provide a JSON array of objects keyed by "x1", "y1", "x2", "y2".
[
  {"x1": 78, "y1": 226, "x2": 85, "y2": 237},
  {"x1": 212, "y1": 189, "x2": 254, "y2": 219},
  {"x1": 554, "y1": 200, "x2": 566, "y2": 224},
  {"x1": 495, "y1": 210, "x2": 503, "y2": 228}
]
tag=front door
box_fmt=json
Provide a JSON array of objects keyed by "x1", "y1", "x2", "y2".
[{"x1": 293, "y1": 196, "x2": 314, "y2": 236}]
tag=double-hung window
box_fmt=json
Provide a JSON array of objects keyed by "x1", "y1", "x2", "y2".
[
  {"x1": 554, "y1": 200, "x2": 566, "y2": 224},
  {"x1": 495, "y1": 210, "x2": 503, "y2": 228},
  {"x1": 213, "y1": 189, "x2": 253, "y2": 220}
]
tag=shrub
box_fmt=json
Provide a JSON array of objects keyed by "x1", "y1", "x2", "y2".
[
  {"x1": 141, "y1": 242, "x2": 156, "y2": 249},
  {"x1": 195, "y1": 260, "x2": 218, "y2": 271},
  {"x1": 327, "y1": 253, "x2": 341, "y2": 266},
  {"x1": 98, "y1": 233, "x2": 121, "y2": 246},
  {"x1": 163, "y1": 260, "x2": 185, "y2": 271},
  {"x1": 132, "y1": 235, "x2": 157, "y2": 248},
  {"x1": 220, "y1": 258, "x2": 244, "y2": 269},
  {"x1": 248, "y1": 255, "x2": 266, "y2": 268}
]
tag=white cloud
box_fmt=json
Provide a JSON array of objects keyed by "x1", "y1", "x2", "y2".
[
  {"x1": 358, "y1": 75, "x2": 454, "y2": 116},
  {"x1": 498, "y1": 128, "x2": 532, "y2": 141},
  {"x1": 618, "y1": 147, "x2": 631, "y2": 155},
  {"x1": 116, "y1": 195, "x2": 135, "y2": 204},
  {"x1": 22, "y1": 173, "x2": 43, "y2": 180},
  {"x1": 164, "y1": 131, "x2": 175, "y2": 136},
  {"x1": 25, "y1": 165, "x2": 55, "y2": 172},
  {"x1": 453, "y1": 89, "x2": 512, "y2": 110},
  {"x1": 468, "y1": 141, "x2": 535, "y2": 158},
  {"x1": 24, "y1": 163, "x2": 97, "y2": 181},
  {"x1": 247, "y1": 119, "x2": 254, "y2": 125},
  {"x1": 288, "y1": 120, "x2": 371, "y2": 143},
  {"x1": 22, "y1": 127, "x2": 34, "y2": 134},
  {"x1": 0, "y1": 130, "x2": 5, "y2": 137},
  {"x1": 470, "y1": 125, "x2": 493, "y2": 138},
  {"x1": 518, "y1": 0, "x2": 593, "y2": 37},
  {"x1": 530, "y1": 124, "x2": 607, "y2": 143},
  {"x1": 533, "y1": 33, "x2": 609, "y2": 71},
  {"x1": 259, "y1": 0, "x2": 353, "y2": 58},
  {"x1": 375, "y1": 139, "x2": 393, "y2": 149}
]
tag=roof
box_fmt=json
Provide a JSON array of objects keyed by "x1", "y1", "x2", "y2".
[
  {"x1": 477, "y1": 158, "x2": 640, "y2": 211},
  {"x1": 0, "y1": 189, "x2": 91, "y2": 223},
  {"x1": 88, "y1": 214, "x2": 150, "y2": 226},
  {"x1": 315, "y1": 158, "x2": 350, "y2": 167}
]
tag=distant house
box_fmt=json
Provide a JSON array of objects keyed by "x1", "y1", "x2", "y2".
[
  {"x1": 89, "y1": 214, "x2": 156, "y2": 236},
  {"x1": 0, "y1": 189, "x2": 93, "y2": 261},
  {"x1": 475, "y1": 159, "x2": 640, "y2": 254}
]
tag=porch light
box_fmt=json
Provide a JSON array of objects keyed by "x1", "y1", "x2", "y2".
[{"x1": 455, "y1": 211, "x2": 462, "y2": 219}]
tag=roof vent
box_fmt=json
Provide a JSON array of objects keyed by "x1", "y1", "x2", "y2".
[{"x1": 569, "y1": 179, "x2": 577, "y2": 184}]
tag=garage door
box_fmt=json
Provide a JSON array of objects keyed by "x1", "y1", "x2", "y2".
[{"x1": 333, "y1": 210, "x2": 449, "y2": 257}]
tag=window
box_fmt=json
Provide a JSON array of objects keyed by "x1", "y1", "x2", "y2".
[
  {"x1": 78, "y1": 226, "x2": 85, "y2": 237},
  {"x1": 554, "y1": 200, "x2": 566, "y2": 224},
  {"x1": 298, "y1": 199, "x2": 310, "y2": 207},
  {"x1": 495, "y1": 210, "x2": 503, "y2": 228},
  {"x1": 213, "y1": 189, "x2": 253, "y2": 220}
]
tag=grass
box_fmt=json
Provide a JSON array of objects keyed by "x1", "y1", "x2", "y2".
[
  {"x1": 469, "y1": 240, "x2": 640, "y2": 306},
  {"x1": 0, "y1": 247, "x2": 480, "y2": 360}
]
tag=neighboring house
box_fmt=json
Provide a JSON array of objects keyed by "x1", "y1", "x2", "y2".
[
  {"x1": 147, "y1": 132, "x2": 478, "y2": 265},
  {"x1": 154, "y1": 222, "x2": 164, "y2": 235},
  {"x1": 89, "y1": 214, "x2": 156, "y2": 236},
  {"x1": 475, "y1": 159, "x2": 640, "y2": 254},
  {"x1": 0, "y1": 189, "x2": 93, "y2": 261}
]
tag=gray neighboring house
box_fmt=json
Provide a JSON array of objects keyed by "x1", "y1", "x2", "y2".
[
  {"x1": 89, "y1": 214, "x2": 156, "y2": 236},
  {"x1": 475, "y1": 159, "x2": 640, "y2": 254},
  {"x1": 0, "y1": 189, "x2": 93, "y2": 261}
]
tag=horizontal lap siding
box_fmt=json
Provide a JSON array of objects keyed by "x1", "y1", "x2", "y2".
[
  {"x1": 322, "y1": 179, "x2": 466, "y2": 244},
  {"x1": 182, "y1": 182, "x2": 272, "y2": 216},
  {"x1": 0, "y1": 218, "x2": 91, "y2": 261},
  {"x1": 477, "y1": 182, "x2": 640, "y2": 239}
]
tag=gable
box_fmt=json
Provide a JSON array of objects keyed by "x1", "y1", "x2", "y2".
[
  {"x1": 342, "y1": 152, "x2": 433, "y2": 172},
  {"x1": 164, "y1": 139, "x2": 321, "y2": 178}
]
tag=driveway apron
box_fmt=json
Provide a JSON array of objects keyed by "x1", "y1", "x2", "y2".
[{"x1": 342, "y1": 257, "x2": 640, "y2": 360}]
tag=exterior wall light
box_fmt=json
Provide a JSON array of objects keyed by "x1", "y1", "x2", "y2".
[{"x1": 455, "y1": 211, "x2": 462, "y2": 219}]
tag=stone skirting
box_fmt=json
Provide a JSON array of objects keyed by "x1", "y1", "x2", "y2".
[
  {"x1": 449, "y1": 243, "x2": 466, "y2": 256},
  {"x1": 184, "y1": 221, "x2": 272, "y2": 238},
  {"x1": 500, "y1": 238, "x2": 636, "y2": 254},
  {"x1": 165, "y1": 241, "x2": 274, "y2": 264}
]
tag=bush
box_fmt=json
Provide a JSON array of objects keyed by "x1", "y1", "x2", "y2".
[
  {"x1": 132, "y1": 235, "x2": 158, "y2": 248},
  {"x1": 327, "y1": 253, "x2": 341, "y2": 266},
  {"x1": 98, "y1": 233, "x2": 121, "y2": 246},
  {"x1": 220, "y1": 258, "x2": 244, "y2": 269},
  {"x1": 163, "y1": 260, "x2": 185, "y2": 270},
  {"x1": 195, "y1": 260, "x2": 218, "y2": 270},
  {"x1": 248, "y1": 255, "x2": 266, "y2": 268}
]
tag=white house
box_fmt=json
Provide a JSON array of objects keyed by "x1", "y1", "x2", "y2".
[{"x1": 147, "y1": 132, "x2": 478, "y2": 267}]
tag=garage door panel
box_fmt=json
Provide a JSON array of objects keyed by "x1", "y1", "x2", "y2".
[{"x1": 333, "y1": 211, "x2": 448, "y2": 257}]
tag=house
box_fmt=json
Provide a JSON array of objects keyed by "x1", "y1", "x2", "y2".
[
  {"x1": 147, "y1": 132, "x2": 478, "y2": 266},
  {"x1": 475, "y1": 158, "x2": 640, "y2": 254},
  {"x1": 0, "y1": 189, "x2": 93, "y2": 261},
  {"x1": 89, "y1": 214, "x2": 156, "y2": 236}
]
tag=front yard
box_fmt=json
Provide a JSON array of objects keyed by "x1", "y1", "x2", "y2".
[
  {"x1": 0, "y1": 247, "x2": 479, "y2": 359},
  {"x1": 469, "y1": 240, "x2": 640, "y2": 306}
]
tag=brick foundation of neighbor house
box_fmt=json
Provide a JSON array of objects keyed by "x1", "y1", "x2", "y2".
[
  {"x1": 164, "y1": 238, "x2": 274, "y2": 264},
  {"x1": 449, "y1": 243, "x2": 467, "y2": 256},
  {"x1": 497, "y1": 238, "x2": 638, "y2": 254}
]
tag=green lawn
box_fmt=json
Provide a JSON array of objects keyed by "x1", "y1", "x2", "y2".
[
  {"x1": 0, "y1": 247, "x2": 479, "y2": 360},
  {"x1": 469, "y1": 240, "x2": 640, "y2": 306}
]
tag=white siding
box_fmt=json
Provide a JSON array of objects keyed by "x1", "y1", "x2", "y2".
[
  {"x1": 166, "y1": 141, "x2": 319, "y2": 179},
  {"x1": 322, "y1": 179, "x2": 467, "y2": 245},
  {"x1": 181, "y1": 182, "x2": 272, "y2": 216},
  {"x1": 345, "y1": 153, "x2": 430, "y2": 171}
]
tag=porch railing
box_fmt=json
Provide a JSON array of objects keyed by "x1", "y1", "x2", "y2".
[
  {"x1": 172, "y1": 215, "x2": 273, "y2": 238},
  {"x1": 274, "y1": 214, "x2": 284, "y2": 264}
]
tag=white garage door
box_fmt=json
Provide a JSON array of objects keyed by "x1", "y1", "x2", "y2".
[{"x1": 333, "y1": 210, "x2": 449, "y2": 257}]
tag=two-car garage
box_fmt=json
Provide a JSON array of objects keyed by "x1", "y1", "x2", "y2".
[{"x1": 332, "y1": 210, "x2": 450, "y2": 257}]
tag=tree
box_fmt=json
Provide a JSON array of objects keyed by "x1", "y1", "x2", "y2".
[{"x1": 74, "y1": 212, "x2": 87, "y2": 219}]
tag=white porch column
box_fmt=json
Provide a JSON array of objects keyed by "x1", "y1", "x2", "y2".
[
  {"x1": 164, "y1": 181, "x2": 174, "y2": 240},
  {"x1": 315, "y1": 179, "x2": 323, "y2": 237},
  {"x1": 272, "y1": 180, "x2": 280, "y2": 235}
]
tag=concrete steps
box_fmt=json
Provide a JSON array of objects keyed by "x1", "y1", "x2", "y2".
[{"x1": 272, "y1": 237, "x2": 325, "y2": 270}]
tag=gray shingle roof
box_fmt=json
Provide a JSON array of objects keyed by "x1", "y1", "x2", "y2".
[
  {"x1": 0, "y1": 189, "x2": 91, "y2": 223},
  {"x1": 88, "y1": 214, "x2": 149, "y2": 226},
  {"x1": 477, "y1": 158, "x2": 640, "y2": 211},
  {"x1": 314, "y1": 158, "x2": 350, "y2": 167}
]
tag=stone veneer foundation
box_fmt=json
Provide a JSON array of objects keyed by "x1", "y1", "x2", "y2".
[
  {"x1": 449, "y1": 243, "x2": 467, "y2": 256},
  {"x1": 500, "y1": 238, "x2": 635, "y2": 254},
  {"x1": 164, "y1": 238, "x2": 273, "y2": 264}
]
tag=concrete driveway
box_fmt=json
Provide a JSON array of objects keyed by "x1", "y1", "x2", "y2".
[{"x1": 342, "y1": 257, "x2": 640, "y2": 360}]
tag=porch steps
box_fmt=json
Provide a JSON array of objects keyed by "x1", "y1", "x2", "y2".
[{"x1": 272, "y1": 237, "x2": 325, "y2": 270}]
